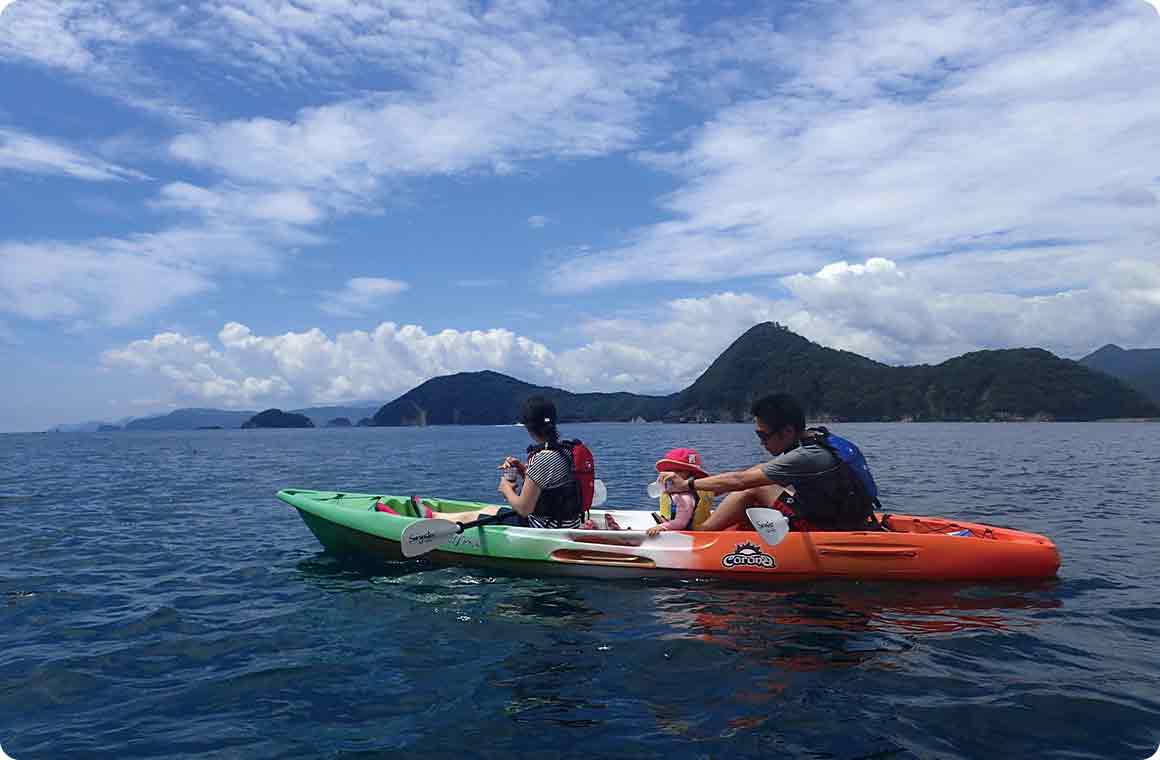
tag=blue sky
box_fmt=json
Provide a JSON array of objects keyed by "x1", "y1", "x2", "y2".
[{"x1": 1, "y1": 0, "x2": 1159, "y2": 432}]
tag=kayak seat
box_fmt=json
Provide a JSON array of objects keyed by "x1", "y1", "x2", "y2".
[{"x1": 374, "y1": 501, "x2": 400, "y2": 515}]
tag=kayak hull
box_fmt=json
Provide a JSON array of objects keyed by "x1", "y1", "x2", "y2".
[{"x1": 278, "y1": 489, "x2": 1061, "y2": 583}]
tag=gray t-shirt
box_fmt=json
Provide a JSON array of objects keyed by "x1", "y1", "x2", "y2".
[{"x1": 761, "y1": 442, "x2": 846, "y2": 524}]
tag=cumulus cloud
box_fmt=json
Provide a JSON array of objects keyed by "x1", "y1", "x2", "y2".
[
  {"x1": 103, "y1": 321, "x2": 562, "y2": 408},
  {"x1": 780, "y1": 256, "x2": 1160, "y2": 363},
  {"x1": 320, "y1": 277, "x2": 410, "y2": 317},
  {"x1": 0, "y1": 127, "x2": 147, "y2": 181}
]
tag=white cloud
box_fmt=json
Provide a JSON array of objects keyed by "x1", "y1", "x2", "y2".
[
  {"x1": 155, "y1": 182, "x2": 324, "y2": 225},
  {"x1": 549, "y1": 0, "x2": 1160, "y2": 300},
  {"x1": 0, "y1": 1, "x2": 198, "y2": 119},
  {"x1": 0, "y1": 240, "x2": 209, "y2": 325},
  {"x1": 103, "y1": 320, "x2": 563, "y2": 408},
  {"x1": 320, "y1": 277, "x2": 410, "y2": 317},
  {"x1": 0, "y1": 2, "x2": 679, "y2": 331},
  {"x1": 0, "y1": 226, "x2": 289, "y2": 325},
  {"x1": 7, "y1": 0, "x2": 1160, "y2": 372},
  {"x1": 778, "y1": 256, "x2": 1160, "y2": 363},
  {"x1": 165, "y1": 2, "x2": 676, "y2": 198},
  {"x1": 528, "y1": 215, "x2": 550, "y2": 228},
  {"x1": 0, "y1": 128, "x2": 147, "y2": 181}
]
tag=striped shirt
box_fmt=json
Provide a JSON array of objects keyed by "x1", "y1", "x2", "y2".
[{"x1": 524, "y1": 447, "x2": 582, "y2": 529}]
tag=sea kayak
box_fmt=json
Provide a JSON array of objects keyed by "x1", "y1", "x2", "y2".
[{"x1": 277, "y1": 489, "x2": 1061, "y2": 583}]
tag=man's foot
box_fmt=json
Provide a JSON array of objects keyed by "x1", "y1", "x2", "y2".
[{"x1": 604, "y1": 514, "x2": 622, "y2": 531}]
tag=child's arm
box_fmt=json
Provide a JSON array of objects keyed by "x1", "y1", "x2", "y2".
[{"x1": 650, "y1": 492, "x2": 696, "y2": 533}]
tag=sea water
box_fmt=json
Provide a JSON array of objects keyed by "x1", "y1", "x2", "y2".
[{"x1": 2, "y1": 422, "x2": 1158, "y2": 758}]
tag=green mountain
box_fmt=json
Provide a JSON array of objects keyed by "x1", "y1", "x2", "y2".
[
  {"x1": 124, "y1": 408, "x2": 255, "y2": 430},
  {"x1": 1080, "y1": 344, "x2": 1160, "y2": 405},
  {"x1": 118, "y1": 403, "x2": 382, "y2": 430},
  {"x1": 370, "y1": 323, "x2": 1158, "y2": 425},
  {"x1": 241, "y1": 409, "x2": 315, "y2": 429},
  {"x1": 672, "y1": 323, "x2": 1158, "y2": 421},
  {"x1": 673, "y1": 323, "x2": 895, "y2": 420},
  {"x1": 292, "y1": 404, "x2": 384, "y2": 428},
  {"x1": 371, "y1": 370, "x2": 673, "y2": 426}
]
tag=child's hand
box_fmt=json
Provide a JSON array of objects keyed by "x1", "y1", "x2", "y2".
[
  {"x1": 659, "y1": 472, "x2": 688, "y2": 492},
  {"x1": 646, "y1": 525, "x2": 665, "y2": 537}
]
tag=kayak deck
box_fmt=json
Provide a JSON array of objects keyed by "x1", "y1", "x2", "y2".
[{"x1": 277, "y1": 489, "x2": 1061, "y2": 583}]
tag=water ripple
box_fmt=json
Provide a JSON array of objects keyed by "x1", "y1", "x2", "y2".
[{"x1": 2, "y1": 424, "x2": 1158, "y2": 759}]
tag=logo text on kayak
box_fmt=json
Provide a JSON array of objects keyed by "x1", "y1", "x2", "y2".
[{"x1": 722, "y1": 542, "x2": 776, "y2": 569}]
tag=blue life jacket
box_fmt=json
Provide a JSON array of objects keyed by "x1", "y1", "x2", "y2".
[
  {"x1": 801, "y1": 426, "x2": 881, "y2": 528},
  {"x1": 810, "y1": 427, "x2": 878, "y2": 500}
]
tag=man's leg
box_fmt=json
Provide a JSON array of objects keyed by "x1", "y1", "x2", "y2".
[{"x1": 700, "y1": 485, "x2": 784, "y2": 531}]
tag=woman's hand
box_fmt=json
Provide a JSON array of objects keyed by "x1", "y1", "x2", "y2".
[
  {"x1": 499, "y1": 456, "x2": 526, "y2": 476},
  {"x1": 646, "y1": 525, "x2": 666, "y2": 537}
]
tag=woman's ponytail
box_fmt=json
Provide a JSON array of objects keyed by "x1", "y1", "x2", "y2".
[{"x1": 520, "y1": 395, "x2": 561, "y2": 447}]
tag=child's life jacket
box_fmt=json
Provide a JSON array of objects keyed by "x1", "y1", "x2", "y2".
[{"x1": 658, "y1": 489, "x2": 714, "y2": 530}]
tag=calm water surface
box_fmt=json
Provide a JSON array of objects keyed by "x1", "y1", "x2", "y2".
[{"x1": 2, "y1": 423, "x2": 1158, "y2": 758}]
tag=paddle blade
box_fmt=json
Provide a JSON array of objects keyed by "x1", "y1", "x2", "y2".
[
  {"x1": 591, "y1": 479, "x2": 608, "y2": 508},
  {"x1": 400, "y1": 518, "x2": 462, "y2": 558},
  {"x1": 747, "y1": 508, "x2": 790, "y2": 547}
]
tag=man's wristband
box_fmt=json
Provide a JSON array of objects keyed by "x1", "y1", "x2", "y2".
[{"x1": 687, "y1": 477, "x2": 697, "y2": 492}]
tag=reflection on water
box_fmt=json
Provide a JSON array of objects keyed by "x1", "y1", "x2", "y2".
[{"x1": 652, "y1": 581, "x2": 1063, "y2": 661}]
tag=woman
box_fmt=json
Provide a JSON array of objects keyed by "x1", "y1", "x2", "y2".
[{"x1": 497, "y1": 396, "x2": 584, "y2": 529}]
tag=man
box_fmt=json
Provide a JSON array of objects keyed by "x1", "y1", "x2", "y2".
[{"x1": 659, "y1": 393, "x2": 875, "y2": 531}]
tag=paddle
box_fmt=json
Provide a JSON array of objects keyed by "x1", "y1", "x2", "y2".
[
  {"x1": 400, "y1": 512, "x2": 506, "y2": 558},
  {"x1": 745, "y1": 507, "x2": 791, "y2": 547},
  {"x1": 591, "y1": 479, "x2": 607, "y2": 508}
]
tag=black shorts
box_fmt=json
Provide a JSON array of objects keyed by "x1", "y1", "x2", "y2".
[{"x1": 494, "y1": 507, "x2": 529, "y2": 527}]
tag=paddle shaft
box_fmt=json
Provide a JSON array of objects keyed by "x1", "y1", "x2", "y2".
[{"x1": 453, "y1": 512, "x2": 508, "y2": 533}]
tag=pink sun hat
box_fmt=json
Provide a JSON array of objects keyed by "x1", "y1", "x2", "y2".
[{"x1": 654, "y1": 447, "x2": 709, "y2": 478}]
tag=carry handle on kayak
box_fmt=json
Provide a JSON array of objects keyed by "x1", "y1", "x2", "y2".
[{"x1": 400, "y1": 512, "x2": 507, "y2": 558}]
